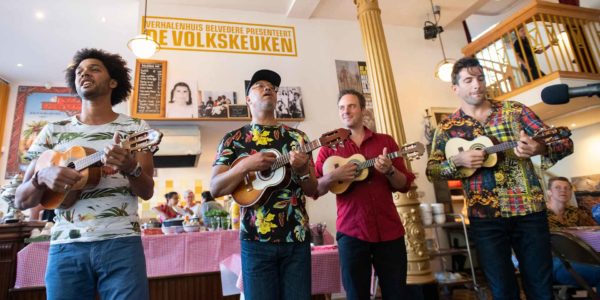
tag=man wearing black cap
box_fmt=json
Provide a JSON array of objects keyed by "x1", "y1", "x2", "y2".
[{"x1": 210, "y1": 69, "x2": 318, "y2": 299}]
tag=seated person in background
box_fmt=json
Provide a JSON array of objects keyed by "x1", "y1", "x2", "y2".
[
  {"x1": 199, "y1": 191, "x2": 225, "y2": 226},
  {"x1": 182, "y1": 189, "x2": 200, "y2": 217},
  {"x1": 546, "y1": 177, "x2": 600, "y2": 292},
  {"x1": 547, "y1": 177, "x2": 597, "y2": 228},
  {"x1": 152, "y1": 191, "x2": 185, "y2": 222}
]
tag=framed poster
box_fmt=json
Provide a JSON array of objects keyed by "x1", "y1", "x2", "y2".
[
  {"x1": 199, "y1": 90, "x2": 237, "y2": 118},
  {"x1": 5, "y1": 86, "x2": 81, "y2": 178},
  {"x1": 276, "y1": 86, "x2": 304, "y2": 120},
  {"x1": 227, "y1": 104, "x2": 250, "y2": 119},
  {"x1": 131, "y1": 59, "x2": 167, "y2": 119},
  {"x1": 429, "y1": 107, "x2": 456, "y2": 128}
]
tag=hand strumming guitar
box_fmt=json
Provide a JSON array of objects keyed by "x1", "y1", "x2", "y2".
[
  {"x1": 450, "y1": 149, "x2": 486, "y2": 169},
  {"x1": 514, "y1": 130, "x2": 547, "y2": 158},
  {"x1": 239, "y1": 151, "x2": 277, "y2": 173},
  {"x1": 36, "y1": 166, "x2": 82, "y2": 193}
]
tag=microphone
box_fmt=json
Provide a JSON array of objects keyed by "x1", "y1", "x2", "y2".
[{"x1": 541, "y1": 83, "x2": 600, "y2": 105}]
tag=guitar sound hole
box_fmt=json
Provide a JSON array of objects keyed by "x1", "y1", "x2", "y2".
[{"x1": 259, "y1": 169, "x2": 272, "y2": 180}]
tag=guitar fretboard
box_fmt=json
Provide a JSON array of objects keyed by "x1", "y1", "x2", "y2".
[
  {"x1": 485, "y1": 141, "x2": 518, "y2": 154},
  {"x1": 72, "y1": 151, "x2": 105, "y2": 171},
  {"x1": 270, "y1": 140, "x2": 322, "y2": 170},
  {"x1": 357, "y1": 151, "x2": 405, "y2": 171}
]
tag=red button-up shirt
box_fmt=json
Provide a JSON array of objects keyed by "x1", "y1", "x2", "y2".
[{"x1": 314, "y1": 127, "x2": 415, "y2": 242}]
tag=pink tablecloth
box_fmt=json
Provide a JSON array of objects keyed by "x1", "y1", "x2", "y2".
[
  {"x1": 219, "y1": 246, "x2": 341, "y2": 295},
  {"x1": 15, "y1": 229, "x2": 339, "y2": 290},
  {"x1": 15, "y1": 230, "x2": 240, "y2": 288}
]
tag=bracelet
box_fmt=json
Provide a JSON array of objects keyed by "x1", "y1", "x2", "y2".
[
  {"x1": 31, "y1": 171, "x2": 46, "y2": 190},
  {"x1": 386, "y1": 169, "x2": 395, "y2": 177}
]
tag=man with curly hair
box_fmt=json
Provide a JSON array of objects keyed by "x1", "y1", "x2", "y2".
[
  {"x1": 426, "y1": 57, "x2": 573, "y2": 300},
  {"x1": 16, "y1": 48, "x2": 155, "y2": 299},
  {"x1": 211, "y1": 69, "x2": 317, "y2": 300}
]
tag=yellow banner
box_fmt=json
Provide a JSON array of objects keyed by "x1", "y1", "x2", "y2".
[{"x1": 144, "y1": 16, "x2": 297, "y2": 57}]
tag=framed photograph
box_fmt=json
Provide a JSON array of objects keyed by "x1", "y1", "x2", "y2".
[
  {"x1": 571, "y1": 174, "x2": 600, "y2": 215},
  {"x1": 227, "y1": 104, "x2": 250, "y2": 119},
  {"x1": 276, "y1": 86, "x2": 304, "y2": 120},
  {"x1": 199, "y1": 90, "x2": 237, "y2": 118},
  {"x1": 165, "y1": 81, "x2": 199, "y2": 119},
  {"x1": 429, "y1": 107, "x2": 456, "y2": 128},
  {"x1": 6, "y1": 86, "x2": 81, "y2": 178}
]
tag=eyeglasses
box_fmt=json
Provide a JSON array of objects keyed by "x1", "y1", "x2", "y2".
[{"x1": 251, "y1": 82, "x2": 278, "y2": 92}]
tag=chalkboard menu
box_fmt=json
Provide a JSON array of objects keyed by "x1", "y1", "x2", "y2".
[
  {"x1": 131, "y1": 59, "x2": 167, "y2": 118},
  {"x1": 227, "y1": 104, "x2": 250, "y2": 119}
]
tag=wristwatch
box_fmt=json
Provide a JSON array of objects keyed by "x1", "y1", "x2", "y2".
[
  {"x1": 125, "y1": 162, "x2": 143, "y2": 178},
  {"x1": 298, "y1": 173, "x2": 311, "y2": 181}
]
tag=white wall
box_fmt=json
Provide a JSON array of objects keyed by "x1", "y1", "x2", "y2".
[{"x1": 546, "y1": 123, "x2": 600, "y2": 177}]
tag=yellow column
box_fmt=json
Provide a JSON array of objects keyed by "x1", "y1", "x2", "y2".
[{"x1": 354, "y1": 0, "x2": 435, "y2": 284}]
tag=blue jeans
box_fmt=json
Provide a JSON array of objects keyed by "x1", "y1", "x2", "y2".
[
  {"x1": 337, "y1": 233, "x2": 407, "y2": 300},
  {"x1": 241, "y1": 240, "x2": 311, "y2": 300},
  {"x1": 470, "y1": 211, "x2": 553, "y2": 300},
  {"x1": 45, "y1": 236, "x2": 149, "y2": 300},
  {"x1": 553, "y1": 257, "x2": 600, "y2": 291}
]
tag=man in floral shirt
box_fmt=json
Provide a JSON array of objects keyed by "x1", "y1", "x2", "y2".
[
  {"x1": 426, "y1": 57, "x2": 573, "y2": 300},
  {"x1": 211, "y1": 69, "x2": 318, "y2": 300},
  {"x1": 15, "y1": 49, "x2": 155, "y2": 299}
]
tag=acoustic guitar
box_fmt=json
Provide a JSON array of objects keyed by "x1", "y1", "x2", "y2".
[
  {"x1": 35, "y1": 129, "x2": 163, "y2": 209},
  {"x1": 444, "y1": 126, "x2": 571, "y2": 177},
  {"x1": 322, "y1": 141, "x2": 425, "y2": 194},
  {"x1": 231, "y1": 128, "x2": 351, "y2": 207}
]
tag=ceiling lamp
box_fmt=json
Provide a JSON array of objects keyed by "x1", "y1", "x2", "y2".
[
  {"x1": 435, "y1": 35, "x2": 455, "y2": 82},
  {"x1": 128, "y1": 0, "x2": 159, "y2": 58}
]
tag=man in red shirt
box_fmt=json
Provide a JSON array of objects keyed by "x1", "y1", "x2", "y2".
[{"x1": 314, "y1": 89, "x2": 415, "y2": 300}]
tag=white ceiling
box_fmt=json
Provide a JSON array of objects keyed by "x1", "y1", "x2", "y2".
[{"x1": 0, "y1": 0, "x2": 497, "y2": 84}]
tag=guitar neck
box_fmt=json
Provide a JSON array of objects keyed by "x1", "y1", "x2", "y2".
[
  {"x1": 357, "y1": 151, "x2": 404, "y2": 171},
  {"x1": 485, "y1": 141, "x2": 518, "y2": 154},
  {"x1": 271, "y1": 140, "x2": 322, "y2": 170},
  {"x1": 72, "y1": 151, "x2": 105, "y2": 171}
]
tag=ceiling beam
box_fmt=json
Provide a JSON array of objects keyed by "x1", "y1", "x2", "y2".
[{"x1": 286, "y1": 0, "x2": 321, "y2": 19}]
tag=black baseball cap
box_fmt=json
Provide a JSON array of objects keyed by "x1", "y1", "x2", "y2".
[{"x1": 246, "y1": 69, "x2": 281, "y2": 95}]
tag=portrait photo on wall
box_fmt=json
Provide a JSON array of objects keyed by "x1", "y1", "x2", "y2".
[
  {"x1": 199, "y1": 90, "x2": 237, "y2": 118},
  {"x1": 276, "y1": 86, "x2": 304, "y2": 119},
  {"x1": 6, "y1": 86, "x2": 81, "y2": 178},
  {"x1": 166, "y1": 81, "x2": 198, "y2": 118},
  {"x1": 571, "y1": 174, "x2": 600, "y2": 217},
  {"x1": 335, "y1": 60, "x2": 375, "y2": 131}
]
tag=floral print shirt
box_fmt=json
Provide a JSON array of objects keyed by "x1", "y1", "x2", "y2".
[
  {"x1": 547, "y1": 206, "x2": 598, "y2": 230},
  {"x1": 26, "y1": 114, "x2": 149, "y2": 244},
  {"x1": 213, "y1": 123, "x2": 312, "y2": 243},
  {"x1": 426, "y1": 100, "x2": 573, "y2": 218}
]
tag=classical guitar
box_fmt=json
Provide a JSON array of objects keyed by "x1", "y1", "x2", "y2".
[
  {"x1": 322, "y1": 141, "x2": 425, "y2": 194},
  {"x1": 35, "y1": 129, "x2": 163, "y2": 209},
  {"x1": 444, "y1": 126, "x2": 571, "y2": 177},
  {"x1": 231, "y1": 128, "x2": 351, "y2": 207}
]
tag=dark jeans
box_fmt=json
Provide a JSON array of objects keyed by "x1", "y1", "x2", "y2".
[
  {"x1": 553, "y1": 257, "x2": 600, "y2": 291},
  {"x1": 337, "y1": 232, "x2": 407, "y2": 300},
  {"x1": 45, "y1": 236, "x2": 149, "y2": 300},
  {"x1": 470, "y1": 211, "x2": 553, "y2": 300},
  {"x1": 240, "y1": 240, "x2": 311, "y2": 300}
]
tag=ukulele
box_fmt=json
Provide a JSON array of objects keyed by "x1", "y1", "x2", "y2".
[
  {"x1": 231, "y1": 128, "x2": 351, "y2": 207},
  {"x1": 35, "y1": 129, "x2": 163, "y2": 209},
  {"x1": 322, "y1": 142, "x2": 425, "y2": 194},
  {"x1": 444, "y1": 126, "x2": 571, "y2": 177}
]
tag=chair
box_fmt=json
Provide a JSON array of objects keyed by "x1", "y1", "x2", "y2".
[{"x1": 550, "y1": 231, "x2": 600, "y2": 300}]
